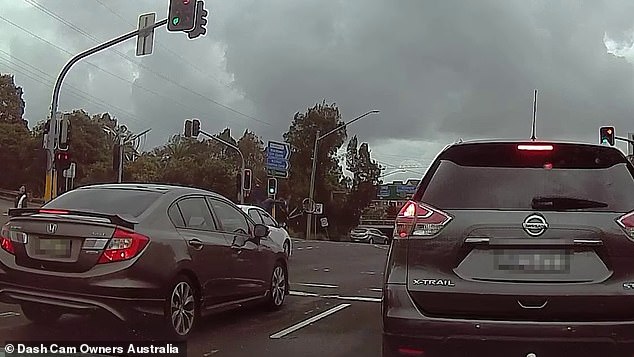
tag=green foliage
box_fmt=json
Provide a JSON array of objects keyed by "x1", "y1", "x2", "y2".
[{"x1": 0, "y1": 74, "x2": 26, "y2": 126}]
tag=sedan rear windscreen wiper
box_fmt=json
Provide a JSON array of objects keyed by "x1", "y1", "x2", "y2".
[{"x1": 531, "y1": 196, "x2": 609, "y2": 210}]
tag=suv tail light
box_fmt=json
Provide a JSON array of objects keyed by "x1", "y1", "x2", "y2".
[
  {"x1": 98, "y1": 228, "x2": 149, "y2": 264},
  {"x1": 0, "y1": 225, "x2": 15, "y2": 254},
  {"x1": 617, "y1": 211, "x2": 634, "y2": 239},
  {"x1": 394, "y1": 200, "x2": 452, "y2": 238}
]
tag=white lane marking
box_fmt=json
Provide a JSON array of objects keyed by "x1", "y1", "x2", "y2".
[
  {"x1": 362, "y1": 271, "x2": 376, "y2": 275},
  {"x1": 270, "y1": 303, "x2": 351, "y2": 339},
  {"x1": 290, "y1": 291, "x2": 320, "y2": 297},
  {"x1": 0, "y1": 311, "x2": 20, "y2": 317},
  {"x1": 369, "y1": 288, "x2": 383, "y2": 292},
  {"x1": 323, "y1": 295, "x2": 382, "y2": 303},
  {"x1": 290, "y1": 291, "x2": 382, "y2": 303},
  {"x1": 297, "y1": 283, "x2": 339, "y2": 289}
]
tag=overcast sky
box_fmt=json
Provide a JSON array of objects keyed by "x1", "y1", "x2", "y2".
[{"x1": 2, "y1": 0, "x2": 634, "y2": 182}]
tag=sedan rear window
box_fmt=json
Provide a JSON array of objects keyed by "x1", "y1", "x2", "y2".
[
  {"x1": 44, "y1": 188, "x2": 163, "y2": 218},
  {"x1": 419, "y1": 143, "x2": 634, "y2": 212}
]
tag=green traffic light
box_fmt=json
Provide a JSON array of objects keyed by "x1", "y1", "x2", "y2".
[{"x1": 172, "y1": 17, "x2": 180, "y2": 25}]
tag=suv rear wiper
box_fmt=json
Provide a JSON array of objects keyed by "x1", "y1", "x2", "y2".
[{"x1": 531, "y1": 196, "x2": 608, "y2": 210}]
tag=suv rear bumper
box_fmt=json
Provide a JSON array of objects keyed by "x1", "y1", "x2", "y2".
[{"x1": 382, "y1": 284, "x2": 634, "y2": 357}]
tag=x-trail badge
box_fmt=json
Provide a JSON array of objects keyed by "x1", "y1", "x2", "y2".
[
  {"x1": 522, "y1": 214, "x2": 548, "y2": 237},
  {"x1": 46, "y1": 223, "x2": 58, "y2": 234}
]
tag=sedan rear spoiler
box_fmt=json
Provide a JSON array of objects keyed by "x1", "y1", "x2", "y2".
[{"x1": 8, "y1": 208, "x2": 138, "y2": 229}]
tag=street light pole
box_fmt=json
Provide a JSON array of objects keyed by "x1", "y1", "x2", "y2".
[
  {"x1": 200, "y1": 130, "x2": 246, "y2": 204},
  {"x1": 306, "y1": 109, "x2": 380, "y2": 240}
]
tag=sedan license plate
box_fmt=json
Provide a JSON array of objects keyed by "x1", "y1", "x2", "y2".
[
  {"x1": 36, "y1": 238, "x2": 71, "y2": 258},
  {"x1": 495, "y1": 250, "x2": 570, "y2": 273}
]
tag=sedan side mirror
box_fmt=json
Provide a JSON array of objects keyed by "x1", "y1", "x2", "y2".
[{"x1": 253, "y1": 224, "x2": 270, "y2": 239}]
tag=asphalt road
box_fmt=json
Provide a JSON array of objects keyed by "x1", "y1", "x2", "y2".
[{"x1": 0, "y1": 201, "x2": 388, "y2": 357}]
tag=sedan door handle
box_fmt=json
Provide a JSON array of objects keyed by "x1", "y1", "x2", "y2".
[{"x1": 187, "y1": 238, "x2": 204, "y2": 250}]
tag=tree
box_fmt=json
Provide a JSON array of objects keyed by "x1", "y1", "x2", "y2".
[
  {"x1": 0, "y1": 74, "x2": 26, "y2": 126},
  {"x1": 0, "y1": 122, "x2": 39, "y2": 191},
  {"x1": 283, "y1": 101, "x2": 348, "y2": 221},
  {"x1": 341, "y1": 135, "x2": 383, "y2": 232}
]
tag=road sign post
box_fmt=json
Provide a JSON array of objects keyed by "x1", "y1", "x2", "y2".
[{"x1": 136, "y1": 13, "x2": 156, "y2": 56}]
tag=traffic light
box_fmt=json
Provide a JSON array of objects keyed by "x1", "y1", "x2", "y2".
[
  {"x1": 167, "y1": 0, "x2": 196, "y2": 32},
  {"x1": 187, "y1": 1, "x2": 208, "y2": 39},
  {"x1": 55, "y1": 151, "x2": 71, "y2": 172},
  {"x1": 243, "y1": 169, "x2": 252, "y2": 191},
  {"x1": 267, "y1": 178, "x2": 277, "y2": 197},
  {"x1": 192, "y1": 119, "x2": 200, "y2": 137},
  {"x1": 184, "y1": 120, "x2": 193, "y2": 138},
  {"x1": 600, "y1": 126, "x2": 615, "y2": 146}
]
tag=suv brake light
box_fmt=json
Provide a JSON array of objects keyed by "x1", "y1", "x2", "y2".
[
  {"x1": 98, "y1": 227, "x2": 149, "y2": 264},
  {"x1": 394, "y1": 200, "x2": 452, "y2": 238},
  {"x1": 0, "y1": 225, "x2": 15, "y2": 254},
  {"x1": 617, "y1": 211, "x2": 634, "y2": 240}
]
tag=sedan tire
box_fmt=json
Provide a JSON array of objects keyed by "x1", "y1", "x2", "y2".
[
  {"x1": 267, "y1": 263, "x2": 287, "y2": 310},
  {"x1": 164, "y1": 276, "x2": 198, "y2": 340}
]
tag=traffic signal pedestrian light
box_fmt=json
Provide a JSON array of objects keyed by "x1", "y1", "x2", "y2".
[
  {"x1": 267, "y1": 178, "x2": 277, "y2": 197},
  {"x1": 243, "y1": 169, "x2": 252, "y2": 191},
  {"x1": 192, "y1": 119, "x2": 200, "y2": 137},
  {"x1": 184, "y1": 120, "x2": 193, "y2": 138},
  {"x1": 187, "y1": 1, "x2": 208, "y2": 39},
  {"x1": 55, "y1": 151, "x2": 71, "y2": 172},
  {"x1": 167, "y1": 0, "x2": 196, "y2": 32},
  {"x1": 600, "y1": 126, "x2": 615, "y2": 146}
]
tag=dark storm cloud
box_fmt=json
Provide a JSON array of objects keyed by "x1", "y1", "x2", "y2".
[{"x1": 2, "y1": 0, "x2": 634, "y2": 165}]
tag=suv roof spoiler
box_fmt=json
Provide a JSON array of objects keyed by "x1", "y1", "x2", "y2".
[{"x1": 7, "y1": 208, "x2": 138, "y2": 229}]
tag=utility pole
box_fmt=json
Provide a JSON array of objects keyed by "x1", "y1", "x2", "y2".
[{"x1": 306, "y1": 110, "x2": 380, "y2": 240}]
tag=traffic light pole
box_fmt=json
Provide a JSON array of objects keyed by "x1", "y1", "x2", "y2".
[
  {"x1": 199, "y1": 130, "x2": 246, "y2": 204},
  {"x1": 44, "y1": 18, "x2": 168, "y2": 202}
]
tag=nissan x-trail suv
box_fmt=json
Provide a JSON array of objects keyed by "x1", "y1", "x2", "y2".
[{"x1": 382, "y1": 140, "x2": 634, "y2": 357}]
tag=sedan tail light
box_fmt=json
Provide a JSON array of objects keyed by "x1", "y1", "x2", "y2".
[
  {"x1": 394, "y1": 200, "x2": 452, "y2": 239},
  {"x1": 98, "y1": 228, "x2": 149, "y2": 264},
  {"x1": 0, "y1": 225, "x2": 15, "y2": 254},
  {"x1": 616, "y1": 211, "x2": 634, "y2": 240}
]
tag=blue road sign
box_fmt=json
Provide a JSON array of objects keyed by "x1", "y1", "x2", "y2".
[
  {"x1": 266, "y1": 157, "x2": 289, "y2": 170},
  {"x1": 266, "y1": 141, "x2": 290, "y2": 175},
  {"x1": 267, "y1": 141, "x2": 290, "y2": 159}
]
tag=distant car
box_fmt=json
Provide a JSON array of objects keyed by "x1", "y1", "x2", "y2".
[
  {"x1": 382, "y1": 140, "x2": 634, "y2": 356},
  {"x1": 350, "y1": 227, "x2": 389, "y2": 244},
  {"x1": 0, "y1": 184, "x2": 289, "y2": 339},
  {"x1": 239, "y1": 205, "x2": 292, "y2": 257}
]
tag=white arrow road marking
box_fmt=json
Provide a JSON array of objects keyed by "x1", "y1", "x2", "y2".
[{"x1": 270, "y1": 303, "x2": 351, "y2": 339}]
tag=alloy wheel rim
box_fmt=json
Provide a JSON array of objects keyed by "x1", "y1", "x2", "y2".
[
  {"x1": 170, "y1": 281, "x2": 195, "y2": 335},
  {"x1": 271, "y1": 266, "x2": 286, "y2": 306}
]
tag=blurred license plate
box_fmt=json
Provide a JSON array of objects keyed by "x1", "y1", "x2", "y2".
[
  {"x1": 495, "y1": 250, "x2": 570, "y2": 273},
  {"x1": 36, "y1": 238, "x2": 71, "y2": 258}
]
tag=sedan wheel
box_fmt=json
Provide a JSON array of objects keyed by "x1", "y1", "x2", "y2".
[
  {"x1": 268, "y1": 264, "x2": 287, "y2": 309},
  {"x1": 165, "y1": 277, "x2": 197, "y2": 339}
]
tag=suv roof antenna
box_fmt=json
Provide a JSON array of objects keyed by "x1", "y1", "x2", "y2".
[{"x1": 531, "y1": 89, "x2": 538, "y2": 141}]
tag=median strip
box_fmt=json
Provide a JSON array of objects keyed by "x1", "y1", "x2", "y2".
[{"x1": 270, "y1": 303, "x2": 351, "y2": 339}]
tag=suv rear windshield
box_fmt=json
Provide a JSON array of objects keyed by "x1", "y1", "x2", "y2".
[
  {"x1": 418, "y1": 143, "x2": 634, "y2": 212},
  {"x1": 44, "y1": 188, "x2": 163, "y2": 218}
]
